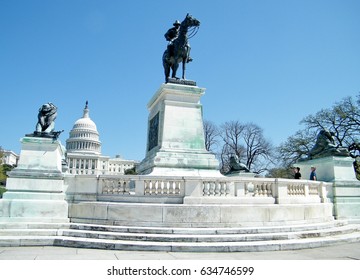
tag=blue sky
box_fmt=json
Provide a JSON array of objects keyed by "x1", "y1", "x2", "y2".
[{"x1": 1, "y1": 0, "x2": 359, "y2": 161}]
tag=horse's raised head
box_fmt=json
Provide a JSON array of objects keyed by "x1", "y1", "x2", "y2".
[{"x1": 184, "y1": 13, "x2": 200, "y2": 27}]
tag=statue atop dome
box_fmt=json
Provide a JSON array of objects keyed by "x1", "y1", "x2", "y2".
[
  {"x1": 65, "y1": 101, "x2": 101, "y2": 155},
  {"x1": 83, "y1": 100, "x2": 90, "y2": 118}
]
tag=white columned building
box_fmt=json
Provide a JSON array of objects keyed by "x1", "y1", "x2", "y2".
[
  {"x1": 66, "y1": 101, "x2": 108, "y2": 175},
  {"x1": 1, "y1": 150, "x2": 19, "y2": 166},
  {"x1": 65, "y1": 102, "x2": 138, "y2": 175}
]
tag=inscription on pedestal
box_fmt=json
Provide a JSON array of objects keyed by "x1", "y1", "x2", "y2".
[{"x1": 148, "y1": 112, "x2": 159, "y2": 151}]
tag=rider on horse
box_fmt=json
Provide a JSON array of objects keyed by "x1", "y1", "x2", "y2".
[{"x1": 164, "y1": 20, "x2": 192, "y2": 62}]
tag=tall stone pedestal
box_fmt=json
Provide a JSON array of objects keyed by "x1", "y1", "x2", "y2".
[
  {"x1": 137, "y1": 83, "x2": 221, "y2": 176},
  {"x1": 0, "y1": 137, "x2": 69, "y2": 222},
  {"x1": 296, "y1": 156, "x2": 357, "y2": 182},
  {"x1": 297, "y1": 156, "x2": 360, "y2": 222}
]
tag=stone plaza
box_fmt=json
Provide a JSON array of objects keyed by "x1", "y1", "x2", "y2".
[
  {"x1": 1, "y1": 80, "x2": 360, "y2": 253},
  {"x1": 1, "y1": 13, "x2": 360, "y2": 254}
]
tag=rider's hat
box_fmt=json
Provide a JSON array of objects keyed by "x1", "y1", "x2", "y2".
[{"x1": 173, "y1": 20, "x2": 181, "y2": 26}]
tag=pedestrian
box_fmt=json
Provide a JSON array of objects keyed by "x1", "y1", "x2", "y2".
[
  {"x1": 294, "y1": 167, "x2": 301, "y2": 179},
  {"x1": 310, "y1": 166, "x2": 317, "y2": 181}
]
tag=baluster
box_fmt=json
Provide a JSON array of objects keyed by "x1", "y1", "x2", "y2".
[
  {"x1": 122, "y1": 180, "x2": 126, "y2": 193},
  {"x1": 156, "y1": 180, "x2": 161, "y2": 195},
  {"x1": 155, "y1": 180, "x2": 159, "y2": 195},
  {"x1": 174, "y1": 181, "x2": 180, "y2": 195},
  {"x1": 168, "y1": 181, "x2": 173, "y2": 195},
  {"x1": 160, "y1": 181, "x2": 165, "y2": 195},
  {"x1": 264, "y1": 184, "x2": 269, "y2": 196},
  {"x1": 268, "y1": 184, "x2": 273, "y2": 196},
  {"x1": 162, "y1": 181, "x2": 168, "y2": 195},
  {"x1": 155, "y1": 180, "x2": 160, "y2": 195},
  {"x1": 109, "y1": 180, "x2": 115, "y2": 194},
  {"x1": 102, "y1": 179, "x2": 108, "y2": 194},
  {"x1": 117, "y1": 180, "x2": 123, "y2": 194},
  {"x1": 157, "y1": 180, "x2": 161, "y2": 195},
  {"x1": 219, "y1": 182, "x2": 225, "y2": 196},
  {"x1": 149, "y1": 180, "x2": 153, "y2": 194},
  {"x1": 119, "y1": 180, "x2": 124, "y2": 194},
  {"x1": 225, "y1": 182, "x2": 230, "y2": 196},
  {"x1": 203, "y1": 182, "x2": 208, "y2": 196},
  {"x1": 205, "y1": 182, "x2": 210, "y2": 196},
  {"x1": 144, "y1": 180, "x2": 150, "y2": 195},
  {"x1": 102, "y1": 180, "x2": 106, "y2": 193},
  {"x1": 214, "y1": 182, "x2": 220, "y2": 196},
  {"x1": 254, "y1": 184, "x2": 259, "y2": 196},
  {"x1": 288, "y1": 185, "x2": 293, "y2": 196},
  {"x1": 151, "y1": 181, "x2": 156, "y2": 195},
  {"x1": 124, "y1": 180, "x2": 130, "y2": 194},
  {"x1": 209, "y1": 182, "x2": 215, "y2": 196},
  {"x1": 263, "y1": 184, "x2": 268, "y2": 196}
]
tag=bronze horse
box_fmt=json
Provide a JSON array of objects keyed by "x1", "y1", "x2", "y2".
[{"x1": 162, "y1": 14, "x2": 200, "y2": 82}]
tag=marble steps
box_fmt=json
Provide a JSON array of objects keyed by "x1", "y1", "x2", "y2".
[
  {"x1": 1, "y1": 231, "x2": 360, "y2": 252},
  {"x1": 69, "y1": 220, "x2": 348, "y2": 235},
  {"x1": 59, "y1": 224, "x2": 358, "y2": 243},
  {"x1": 1, "y1": 220, "x2": 360, "y2": 251},
  {"x1": 0, "y1": 222, "x2": 70, "y2": 230},
  {"x1": 55, "y1": 231, "x2": 360, "y2": 252}
]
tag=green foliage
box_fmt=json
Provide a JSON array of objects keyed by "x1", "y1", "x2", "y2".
[
  {"x1": 0, "y1": 164, "x2": 14, "y2": 186},
  {"x1": 124, "y1": 166, "x2": 137, "y2": 175},
  {"x1": 0, "y1": 186, "x2": 6, "y2": 198},
  {"x1": 266, "y1": 167, "x2": 294, "y2": 179},
  {"x1": 0, "y1": 164, "x2": 6, "y2": 186}
]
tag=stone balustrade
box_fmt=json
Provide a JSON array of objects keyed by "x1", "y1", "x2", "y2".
[
  {"x1": 65, "y1": 174, "x2": 334, "y2": 205},
  {"x1": 143, "y1": 179, "x2": 183, "y2": 196},
  {"x1": 101, "y1": 178, "x2": 131, "y2": 194}
]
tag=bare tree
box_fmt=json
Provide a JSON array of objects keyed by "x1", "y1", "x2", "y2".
[
  {"x1": 276, "y1": 129, "x2": 317, "y2": 167},
  {"x1": 333, "y1": 95, "x2": 360, "y2": 144},
  {"x1": 277, "y1": 95, "x2": 360, "y2": 169},
  {"x1": 242, "y1": 123, "x2": 274, "y2": 174},
  {"x1": 203, "y1": 120, "x2": 219, "y2": 153},
  {"x1": 219, "y1": 121, "x2": 246, "y2": 157},
  {"x1": 219, "y1": 121, "x2": 274, "y2": 174},
  {"x1": 301, "y1": 95, "x2": 360, "y2": 147}
]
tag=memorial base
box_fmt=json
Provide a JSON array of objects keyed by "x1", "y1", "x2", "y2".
[
  {"x1": 296, "y1": 156, "x2": 357, "y2": 182},
  {"x1": 297, "y1": 156, "x2": 360, "y2": 222},
  {"x1": 333, "y1": 180, "x2": 360, "y2": 223},
  {"x1": 137, "y1": 83, "x2": 220, "y2": 176},
  {"x1": 0, "y1": 137, "x2": 69, "y2": 222}
]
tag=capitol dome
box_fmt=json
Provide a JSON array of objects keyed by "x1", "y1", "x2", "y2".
[{"x1": 66, "y1": 101, "x2": 101, "y2": 154}]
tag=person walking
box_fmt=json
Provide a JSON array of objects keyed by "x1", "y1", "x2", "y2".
[
  {"x1": 310, "y1": 166, "x2": 317, "y2": 181},
  {"x1": 294, "y1": 167, "x2": 301, "y2": 179}
]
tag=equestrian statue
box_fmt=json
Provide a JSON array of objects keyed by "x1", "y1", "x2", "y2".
[{"x1": 162, "y1": 14, "x2": 200, "y2": 83}]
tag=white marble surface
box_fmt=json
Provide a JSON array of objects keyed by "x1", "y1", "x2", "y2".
[
  {"x1": 296, "y1": 156, "x2": 357, "y2": 182},
  {"x1": 138, "y1": 83, "x2": 219, "y2": 175}
]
